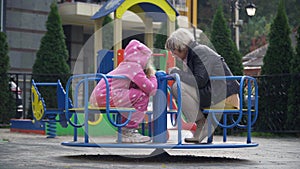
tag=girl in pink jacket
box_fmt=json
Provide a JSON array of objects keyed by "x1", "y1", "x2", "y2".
[{"x1": 89, "y1": 40, "x2": 157, "y2": 143}]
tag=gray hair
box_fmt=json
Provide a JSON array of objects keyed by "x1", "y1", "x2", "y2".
[{"x1": 165, "y1": 28, "x2": 195, "y2": 52}]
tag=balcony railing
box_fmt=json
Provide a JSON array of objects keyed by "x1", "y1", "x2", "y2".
[{"x1": 57, "y1": 0, "x2": 107, "y2": 5}]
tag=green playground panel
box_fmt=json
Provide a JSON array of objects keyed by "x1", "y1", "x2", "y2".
[
  {"x1": 54, "y1": 114, "x2": 117, "y2": 137},
  {"x1": 53, "y1": 114, "x2": 151, "y2": 137}
]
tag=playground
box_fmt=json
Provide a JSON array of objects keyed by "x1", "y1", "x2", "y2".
[
  {"x1": 4, "y1": 0, "x2": 258, "y2": 166},
  {"x1": 2, "y1": 0, "x2": 300, "y2": 168},
  {"x1": 6, "y1": 0, "x2": 261, "y2": 158},
  {"x1": 1, "y1": 128, "x2": 300, "y2": 169},
  {"x1": 11, "y1": 0, "x2": 256, "y2": 150}
]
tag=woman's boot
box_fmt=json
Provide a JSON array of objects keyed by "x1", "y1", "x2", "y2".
[{"x1": 184, "y1": 118, "x2": 207, "y2": 143}]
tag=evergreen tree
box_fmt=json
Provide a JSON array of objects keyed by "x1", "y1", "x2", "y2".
[
  {"x1": 261, "y1": 0, "x2": 293, "y2": 75},
  {"x1": 154, "y1": 22, "x2": 168, "y2": 50},
  {"x1": 211, "y1": 5, "x2": 243, "y2": 75},
  {"x1": 32, "y1": 2, "x2": 70, "y2": 109},
  {"x1": 258, "y1": 0, "x2": 293, "y2": 131},
  {"x1": 153, "y1": 21, "x2": 178, "y2": 69},
  {"x1": 0, "y1": 31, "x2": 14, "y2": 124},
  {"x1": 286, "y1": 26, "x2": 300, "y2": 130},
  {"x1": 153, "y1": 22, "x2": 170, "y2": 70},
  {"x1": 154, "y1": 21, "x2": 179, "y2": 50}
]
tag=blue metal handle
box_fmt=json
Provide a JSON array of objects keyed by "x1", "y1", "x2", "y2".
[
  {"x1": 207, "y1": 76, "x2": 258, "y2": 129},
  {"x1": 64, "y1": 73, "x2": 134, "y2": 128}
]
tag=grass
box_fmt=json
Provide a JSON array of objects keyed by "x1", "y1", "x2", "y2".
[
  {"x1": 0, "y1": 123, "x2": 10, "y2": 128},
  {"x1": 232, "y1": 131, "x2": 300, "y2": 138}
]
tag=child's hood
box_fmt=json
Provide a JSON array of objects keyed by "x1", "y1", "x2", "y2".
[{"x1": 123, "y1": 40, "x2": 152, "y2": 68}]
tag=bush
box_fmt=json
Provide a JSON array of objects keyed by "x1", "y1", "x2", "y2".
[
  {"x1": 211, "y1": 6, "x2": 243, "y2": 76},
  {"x1": 32, "y1": 2, "x2": 70, "y2": 110},
  {"x1": 258, "y1": 0, "x2": 293, "y2": 131},
  {"x1": 0, "y1": 31, "x2": 14, "y2": 124}
]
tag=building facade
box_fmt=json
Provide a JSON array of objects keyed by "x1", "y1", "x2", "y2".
[
  {"x1": 1, "y1": 0, "x2": 196, "y2": 115},
  {"x1": 3, "y1": 0, "x2": 53, "y2": 73},
  {"x1": 2, "y1": 0, "x2": 196, "y2": 74}
]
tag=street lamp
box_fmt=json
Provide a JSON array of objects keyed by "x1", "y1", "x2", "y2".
[
  {"x1": 231, "y1": 0, "x2": 256, "y2": 51},
  {"x1": 0, "y1": 0, "x2": 4, "y2": 32},
  {"x1": 245, "y1": 2, "x2": 256, "y2": 17}
]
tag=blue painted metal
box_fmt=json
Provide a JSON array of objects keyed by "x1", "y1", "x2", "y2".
[
  {"x1": 91, "y1": 0, "x2": 179, "y2": 21},
  {"x1": 97, "y1": 49, "x2": 114, "y2": 74},
  {"x1": 84, "y1": 76, "x2": 89, "y2": 143},
  {"x1": 172, "y1": 73, "x2": 183, "y2": 144},
  {"x1": 152, "y1": 72, "x2": 182, "y2": 143},
  {"x1": 61, "y1": 142, "x2": 259, "y2": 149},
  {"x1": 145, "y1": 112, "x2": 153, "y2": 137},
  {"x1": 202, "y1": 76, "x2": 259, "y2": 144},
  {"x1": 153, "y1": 71, "x2": 168, "y2": 143},
  {"x1": 65, "y1": 74, "x2": 134, "y2": 129},
  {"x1": 34, "y1": 82, "x2": 58, "y2": 86},
  {"x1": 10, "y1": 119, "x2": 45, "y2": 134},
  {"x1": 60, "y1": 74, "x2": 259, "y2": 149},
  {"x1": 31, "y1": 80, "x2": 74, "y2": 138},
  {"x1": 57, "y1": 80, "x2": 73, "y2": 128},
  {"x1": 46, "y1": 114, "x2": 57, "y2": 138},
  {"x1": 64, "y1": 74, "x2": 137, "y2": 144},
  {"x1": 223, "y1": 114, "x2": 227, "y2": 142},
  {"x1": 91, "y1": 0, "x2": 125, "y2": 20},
  {"x1": 32, "y1": 73, "x2": 259, "y2": 149}
]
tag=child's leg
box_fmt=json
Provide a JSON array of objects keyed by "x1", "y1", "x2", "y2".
[
  {"x1": 121, "y1": 91, "x2": 150, "y2": 143},
  {"x1": 126, "y1": 91, "x2": 149, "y2": 128},
  {"x1": 125, "y1": 111, "x2": 146, "y2": 128}
]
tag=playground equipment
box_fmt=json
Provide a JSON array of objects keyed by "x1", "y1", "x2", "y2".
[
  {"x1": 29, "y1": 49, "x2": 180, "y2": 138},
  {"x1": 30, "y1": 0, "x2": 259, "y2": 151},
  {"x1": 91, "y1": 0, "x2": 179, "y2": 72},
  {"x1": 31, "y1": 80, "x2": 73, "y2": 138},
  {"x1": 31, "y1": 70, "x2": 259, "y2": 149}
]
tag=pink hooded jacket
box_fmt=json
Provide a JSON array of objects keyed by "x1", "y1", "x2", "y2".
[{"x1": 89, "y1": 40, "x2": 157, "y2": 112}]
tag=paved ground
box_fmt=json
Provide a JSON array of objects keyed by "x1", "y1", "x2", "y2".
[{"x1": 0, "y1": 128, "x2": 300, "y2": 169}]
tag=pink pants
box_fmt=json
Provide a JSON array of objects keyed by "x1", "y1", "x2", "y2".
[{"x1": 122, "y1": 111, "x2": 146, "y2": 128}]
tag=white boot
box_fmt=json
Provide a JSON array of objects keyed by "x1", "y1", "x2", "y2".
[{"x1": 121, "y1": 128, "x2": 151, "y2": 143}]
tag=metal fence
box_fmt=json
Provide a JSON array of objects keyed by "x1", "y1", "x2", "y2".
[
  {"x1": 8, "y1": 73, "x2": 70, "y2": 119},
  {"x1": 254, "y1": 73, "x2": 300, "y2": 133},
  {"x1": 8, "y1": 73, "x2": 33, "y2": 119}
]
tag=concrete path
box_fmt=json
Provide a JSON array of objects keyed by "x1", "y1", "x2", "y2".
[{"x1": 0, "y1": 129, "x2": 299, "y2": 169}]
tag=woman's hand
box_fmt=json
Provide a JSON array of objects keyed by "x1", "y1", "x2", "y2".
[{"x1": 168, "y1": 67, "x2": 179, "y2": 74}]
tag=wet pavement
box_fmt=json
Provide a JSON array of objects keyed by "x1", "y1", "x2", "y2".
[{"x1": 0, "y1": 128, "x2": 300, "y2": 169}]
